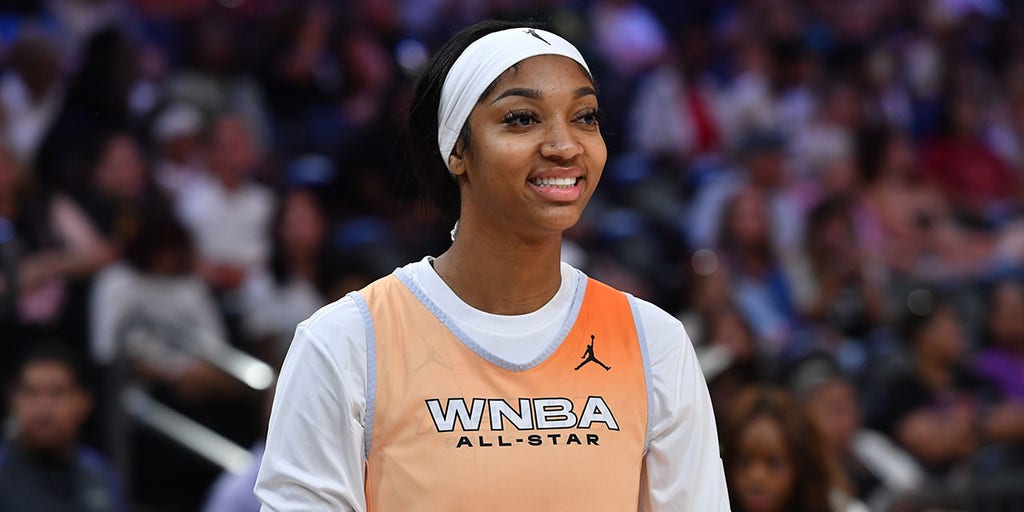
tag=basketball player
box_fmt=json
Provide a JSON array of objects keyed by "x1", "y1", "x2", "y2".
[{"x1": 255, "y1": 19, "x2": 729, "y2": 511}]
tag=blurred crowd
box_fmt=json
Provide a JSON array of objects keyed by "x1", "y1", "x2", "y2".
[{"x1": 2, "y1": 0, "x2": 1024, "y2": 510}]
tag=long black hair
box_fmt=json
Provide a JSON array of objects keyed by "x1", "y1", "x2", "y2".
[{"x1": 404, "y1": 19, "x2": 546, "y2": 220}]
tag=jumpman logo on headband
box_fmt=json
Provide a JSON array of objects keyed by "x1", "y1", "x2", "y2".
[
  {"x1": 575, "y1": 335, "x2": 611, "y2": 371},
  {"x1": 524, "y1": 29, "x2": 551, "y2": 45}
]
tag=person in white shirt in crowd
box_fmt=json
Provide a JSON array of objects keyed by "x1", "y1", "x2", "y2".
[{"x1": 176, "y1": 112, "x2": 274, "y2": 295}]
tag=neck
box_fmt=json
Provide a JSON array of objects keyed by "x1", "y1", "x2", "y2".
[
  {"x1": 433, "y1": 218, "x2": 563, "y2": 315},
  {"x1": 18, "y1": 439, "x2": 75, "y2": 466},
  {"x1": 287, "y1": 252, "x2": 317, "y2": 282}
]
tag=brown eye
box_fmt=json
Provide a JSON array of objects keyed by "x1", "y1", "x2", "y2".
[
  {"x1": 503, "y1": 110, "x2": 540, "y2": 127},
  {"x1": 575, "y1": 108, "x2": 603, "y2": 126}
]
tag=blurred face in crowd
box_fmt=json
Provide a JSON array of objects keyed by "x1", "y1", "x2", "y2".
[
  {"x1": 951, "y1": 95, "x2": 982, "y2": 137},
  {"x1": 279, "y1": 190, "x2": 326, "y2": 259},
  {"x1": 917, "y1": 305, "x2": 965, "y2": 366},
  {"x1": 342, "y1": 30, "x2": 393, "y2": 93},
  {"x1": 881, "y1": 132, "x2": 915, "y2": 180},
  {"x1": 726, "y1": 189, "x2": 770, "y2": 250},
  {"x1": 208, "y1": 116, "x2": 257, "y2": 188},
  {"x1": 812, "y1": 209, "x2": 854, "y2": 260},
  {"x1": 732, "y1": 415, "x2": 796, "y2": 512},
  {"x1": 11, "y1": 360, "x2": 91, "y2": 453},
  {"x1": 691, "y1": 265, "x2": 732, "y2": 314},
  {"x1": 805, "y1": 379, "x2": 860, "y2": 454},
  {"x1": 748, "y1": 151, "x2": 785, "y2": 190},
  {"x1": 989, "y1": 282, "x2": 1024, "y2": 352},
  {"x1": 451, "y1": 55, "x2": 606, "y2": 238},
  {"x1": 709, "y1": 308, "x2": 756, "y2": 362},
  {"x1": 95, "y1": 134, "x2": 146, "y2": 200}
]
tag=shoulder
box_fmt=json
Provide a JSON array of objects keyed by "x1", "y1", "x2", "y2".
[
  {"x1": 298, "y1": 293, "x2": 367, "y2": 346},
  {"x1": 573, "y1": 271, "x2": 691, "y2": 354},
  {"x1": 625, "y1": 293, "x2": 692, "y2": 359}
]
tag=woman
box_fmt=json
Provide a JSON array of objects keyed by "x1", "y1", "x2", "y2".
[
  {"x1": 255, "y1": 20, "x2": 727, "y2": 510},
  {"x1": 722, "y1": 386, "x2": 867, "y2": 512}
]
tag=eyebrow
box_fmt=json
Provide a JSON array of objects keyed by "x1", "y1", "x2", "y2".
[
  {"x1": 490, "y1": 87, "x2": 540, "y2": 104},
  {"x1": 488, "y1": 86, "x2": 597, "y2": 105}
]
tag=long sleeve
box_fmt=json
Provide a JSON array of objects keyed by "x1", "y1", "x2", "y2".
[
  {"x1": 255, "y1": 299, "x2": 368, "y2": 511},
  {"x1": 633, "y1": 298, "x2": 730, "y2": 511}
]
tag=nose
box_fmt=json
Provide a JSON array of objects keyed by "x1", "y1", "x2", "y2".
[{"x1": 539, "y1": 121, "x2": 582, "y2": 161}]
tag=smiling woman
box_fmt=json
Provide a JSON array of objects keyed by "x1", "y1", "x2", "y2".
[{"x1": 255, "y1": 19, "x2": 729, "y2": 511}]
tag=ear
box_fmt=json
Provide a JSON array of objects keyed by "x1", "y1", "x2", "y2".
[{"x1": 448, "y1": 151, "x2": 466, "y2": 177}]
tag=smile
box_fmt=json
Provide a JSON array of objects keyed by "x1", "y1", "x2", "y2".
[{"x1": 529, "y1": 176, "x2": 579, "y2": 188}]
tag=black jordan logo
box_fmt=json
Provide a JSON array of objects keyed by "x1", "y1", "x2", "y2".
[
  {"x1": 524, "y1": 28, "x2": 551, "y2": 45},
  {"x1": 575, "y1": 335, "x2": 611, "y2": 371}
]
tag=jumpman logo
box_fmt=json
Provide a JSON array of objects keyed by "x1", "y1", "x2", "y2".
[
  {"x1": 524, "y1": 28, "x2": 551, "y2": 45},
  {"x1": 575, "y1": 335, "x2": 611, "y2": 371}
]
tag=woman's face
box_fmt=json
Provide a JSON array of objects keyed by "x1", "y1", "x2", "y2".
[
  {"x1": 727, "y1": 189, "x2": 769, "y2": 249},
  {"x1": 96, "y1": 135, "x2": 146, "y2": 200},
  {"x1": 279, "y1": 190, "x2": 326, "y2": 256},
  {"x1": 453, "y1": 54, "x2": 606, "y2": 238},
  {"x1": 806, "y1": 380, "x2": 860, "y2": 453},
  {"x1": 989, "y1": 283, "x2": 1024, "y2": 350},
  {"x1": 732, "y1": 416, "x2": 795, "y2": 512}
]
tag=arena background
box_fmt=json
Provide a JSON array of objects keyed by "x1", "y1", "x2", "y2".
[{"x1": 2, "y1": 0, "x2": 1024, "y2": 510}]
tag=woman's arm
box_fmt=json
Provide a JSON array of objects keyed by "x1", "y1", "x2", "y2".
[
  {"x1": 255, "y1": 299, "x2": 368, "y2": 511},
  {"x1": 633, "y1": 298, "x2": 731, "y2": 511}
]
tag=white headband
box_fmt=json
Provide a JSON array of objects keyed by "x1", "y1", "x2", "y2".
[{"x1": 437, "y1": 27, "x2": 591, "y2": 170}]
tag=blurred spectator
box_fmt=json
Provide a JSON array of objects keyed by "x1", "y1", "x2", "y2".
[
  {"x1": 0, "y1": 342, "x2": 128, "y2": 512},
  {"x1": 716, "y1": 186, "x2": 801, "y2": 356},
  {"x1": 627, "y1": 25, "x2": 722, "y2": 165},
  {"x1": 589, "y1": 0, "x2": 667, "y2": 79},
  {"x1": 789, "y1": 355, "x2": 925, "y2": 510},
  {"x1": 919, "y1": 89, "x2": 1020, "y2": 226},
  {"x1": 857, "y1": 127, "x2": 1024, "y2": 280},
  {"x1": 699, "y1": 305, "x2": 759, "y2": 423},
  {"x1": 721, "y1": 385, "x2": 866, "y2": 512},
  {"x1": 151, "y1": 102, "x2": 206, "y2": 199},
  {"x1": 176, "y1": 113, "x2": 274, "y2": 293},
  {"x1": 0, "y1": 30, "x2": 65, "y2": 167},
  {"x1": 789, "y1": 82, "x2": 861, "y2": 184},
  {"x1": 975, "y1": 280, "x2": 1024, "y2": 404},
  {"x1": 242, "y1": 188, "x2": 329, "y2": 349},
  {"x1": 870, "y1": 293, "x2": 1024, "y2": 479},
  {"x1": 34, "y1": 26, "x2": 137, "y2": 195},
  {"x1": 688, "y1": 129, "x2": 803, "y2": 254},
  {"x1": 80, "y1": 134, "x2": 155, "y2": 250},
  {"x1": 89, "y1": 208, "x2": 234, "y2": 402},
  {"x1": 165, "y1": 16, "x2": 272, "y2": 151},
  {"x1": 791, "y1": 197, "x2": 885, "y2": 368},
  {"x1": 0, "y1": 143, "x2": 112, "y2": 332}
]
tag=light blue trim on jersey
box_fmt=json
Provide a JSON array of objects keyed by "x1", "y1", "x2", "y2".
[
  {"x1": 627, "y1": 294, "x2": 655, "y2": 453},
  {"x1": 348, "y1": 291, "x2": 377, "y2": 461},
  {"x1": 393, "y1": 266, "x2": 588, "y2": 372}
]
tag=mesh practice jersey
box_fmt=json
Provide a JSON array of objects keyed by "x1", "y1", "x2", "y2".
[
  {"x1": 360, "y1": 272, "x2": 647, "y2": 510},
  {"x1": 255, "y1": 258, "x2": 729, "y2": 511}
]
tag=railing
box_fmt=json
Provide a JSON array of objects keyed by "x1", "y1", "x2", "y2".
[{"x1": 111, "y1": 314, "x2": 275, "y2": 480}]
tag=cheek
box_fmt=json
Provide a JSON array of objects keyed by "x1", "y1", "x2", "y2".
[{"x1": 771, "y1": 464, "x2": 795, "y2": 493}]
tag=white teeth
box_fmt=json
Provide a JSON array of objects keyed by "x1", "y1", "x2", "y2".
[{"x1": 531, "y1": 177, "x2": 578, "y2": 188}]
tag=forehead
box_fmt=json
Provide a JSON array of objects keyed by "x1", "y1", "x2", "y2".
[
  {"x1": 20, "y1": 360, "x2": 76, "y2": 386},
  {"x1": 739, "y1": 415, "x2": 788, "y2": 451},
  {"x1": 483, "y1": 54, "x2": 594, "y2": 99}
]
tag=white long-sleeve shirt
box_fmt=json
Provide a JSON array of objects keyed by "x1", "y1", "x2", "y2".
[{"x1": 255, "y1": 258, "x2": 729, "y2": 511}]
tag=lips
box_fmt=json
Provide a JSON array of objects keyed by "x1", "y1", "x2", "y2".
[{"x1": 527, "y1": 167, "x2": 584, "y2": 202}]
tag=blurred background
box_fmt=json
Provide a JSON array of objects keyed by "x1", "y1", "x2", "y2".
[{"x1": 1, "y1": 0, "x2": 1024, "y2": 511}]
